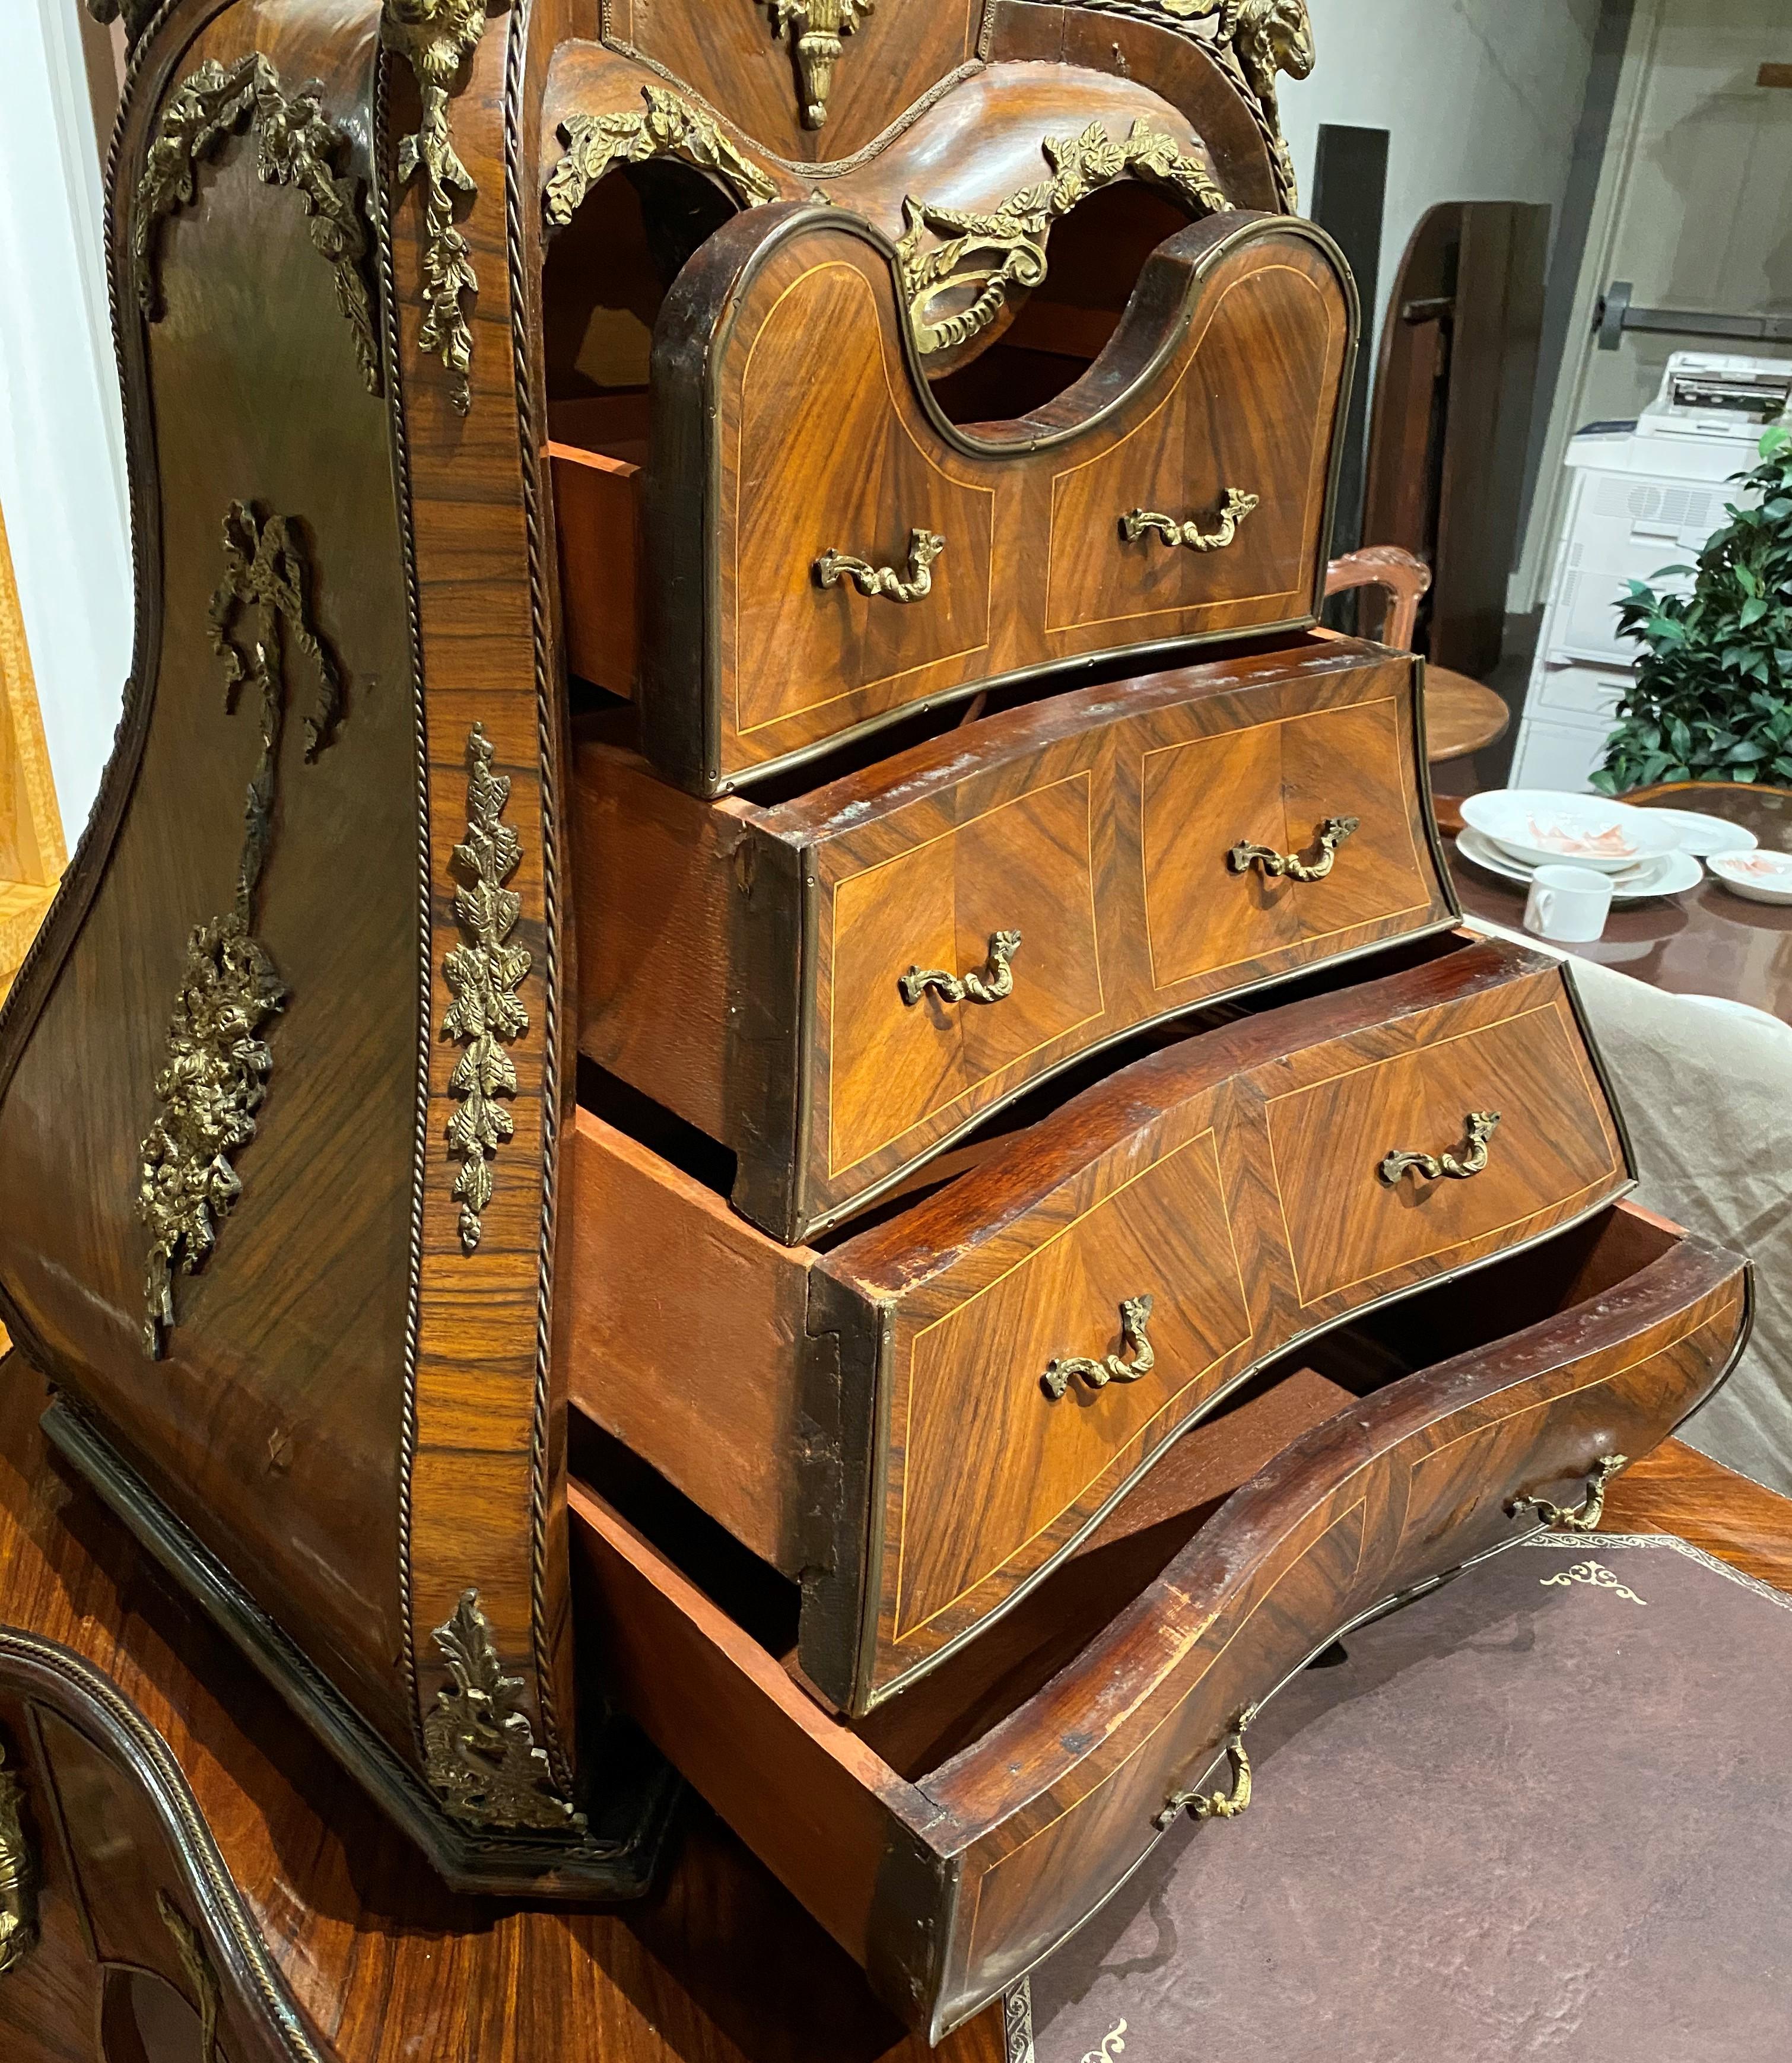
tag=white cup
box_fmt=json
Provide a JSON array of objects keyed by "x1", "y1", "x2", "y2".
[{"x1": 1524, "y1": 863, "x2": 1612, "y2": 942}]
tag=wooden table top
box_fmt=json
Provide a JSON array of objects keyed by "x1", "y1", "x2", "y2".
[
  {"x1": 1447, "y1": 837, "x2": 1792, "y2": 1023},
  {"x1": 1425, "y1": 668, "x2": 1510, "y2": 764}
]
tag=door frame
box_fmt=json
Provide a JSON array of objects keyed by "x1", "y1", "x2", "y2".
[{"x1": 1512, "y1": 0, "x2": 1669, "y2": 613}]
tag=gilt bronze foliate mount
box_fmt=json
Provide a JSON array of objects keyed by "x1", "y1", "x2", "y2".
[{"x1": 0, "y1": 1731, "x2": 37, "y2": 1981}]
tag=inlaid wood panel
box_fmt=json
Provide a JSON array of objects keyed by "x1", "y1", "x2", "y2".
[
  {"x1": 1265, "y1": 991, "x2": 1622, "y2": 1313},
  {"x1": 828, "y1": 770, "x2": 1101, "y2": 1178},
  {"x1": 1045, "y1": 237, "x2": 1343, "y2": 634},
  {"x1": 641, "y1": 211, "x2": 1353, "y2": 793},
  {"x1": 574, "y1": 636, "x2": 1457, "y2": 1244},
  {"x1": 574, "y1": 1201, "x2": 1749, "y2": 2043},
  {"x1": 1141, "y1": 691, "x2": 1430, "y2": 987}
]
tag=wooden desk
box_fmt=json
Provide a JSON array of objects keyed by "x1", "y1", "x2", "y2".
[{"x1": 1447, "y1": 837, "x2": 1792, "y2": 1023}]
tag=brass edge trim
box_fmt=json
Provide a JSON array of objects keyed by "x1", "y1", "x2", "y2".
[
  {"x1": 502, "y1": 0, "x2": 576, "y2": 1800},
  {"x1": 850, "y1": 1179, "x2": 1639, "y2": 1714},
  {"x1": 373, "y1": 4, "x2": 435, "y2": 1787},
  {"x1": 1555, "y1": 952, "x2": 1641, "y2": 1188},
  {"x1": 0, "y1": 1617, "x2": 323, "y2": 2062},
  {"x1": 792, "y1": 913, "x2": 1461, "y2": 1243},
  {"x1": 37, "y1": 1396, "x2": 677, "y2": 1895},
  {"x1": 1411, "y1": 650, "x2": 1465, "y2": 921}
]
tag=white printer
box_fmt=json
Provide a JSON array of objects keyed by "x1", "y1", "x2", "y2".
[{"x1": 1510, "y1": 351, "x2": 1791, "y2": 791}]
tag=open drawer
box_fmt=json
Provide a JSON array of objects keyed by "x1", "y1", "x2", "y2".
[
  {"x1": 549, "y1": 205, "x2": 1352, "y2": 796},
  {"x1": 569, "y1": 934, "x2": 1635, "y2": 1715},
  {"x1": 575, "y1": 634, "x2": 1457, "y2": 1243},
  {"x1": 572, "y1": 1200, "x2": 1750, "y2": 2042}
]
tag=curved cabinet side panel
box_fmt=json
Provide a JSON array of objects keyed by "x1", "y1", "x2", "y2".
[{"x1": 0, "y1": 2, "x2": 419, "y2": 1762}]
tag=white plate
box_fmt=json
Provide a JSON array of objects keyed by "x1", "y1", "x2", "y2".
[
  {"x1": 1456, "y1": 826, "x2": 1704, "y2": 901},
  {"x1": 1630, "y1": 808, "x2": 1758, "y2": 859},
  {"x1": 1460, "y1": 789, "x2": 1683, "y2": 873},
  {"x1": 1681, "y1": 994, "x2": 1788, "y2": 1032},
  {"x1": 1710, "y1": 849, "x2": 1792, "y2": 905}
]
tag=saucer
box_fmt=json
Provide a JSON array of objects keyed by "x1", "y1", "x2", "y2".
[
  {"x1": 1710, "y1": 849, "x2": 1792, "y2": 905},
  {"x1": 1456, "y1": 826, "x2": 1702, "y2": 901},
  {"x1": 1632, "y1": 808, "x2": 1758, "y2": 859}
]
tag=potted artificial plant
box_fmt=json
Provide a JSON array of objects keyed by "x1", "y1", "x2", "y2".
[{"x1": 1593, "y1": 424, "x2": 1792, "y2": 796}]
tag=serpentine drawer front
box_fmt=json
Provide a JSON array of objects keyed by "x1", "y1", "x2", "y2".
[
  {"x1": 568, "y1": 935, "x2": 1633, "y2": 1715},
  {"x1": 571, "y1": 1201, "x2": 1749, "y2": 2043},
  {"x1": 617, "y1": 209, "x2": 1351, "y2": 794},
  {"x1": 574, "y1": 634, "x2": 1456, "y2": 1244}
]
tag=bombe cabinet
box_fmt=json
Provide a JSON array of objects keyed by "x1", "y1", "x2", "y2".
[{"x1": 0, "y1": 2, "x2": 1749, "y2": 2058}]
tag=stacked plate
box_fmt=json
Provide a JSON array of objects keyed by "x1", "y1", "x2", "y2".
[{"x1": 1457, "y1": 791, "x2": 1712, "y2": 901}]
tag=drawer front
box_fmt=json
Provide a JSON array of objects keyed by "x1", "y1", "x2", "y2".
[
  {"x1": 729, "y1": 251, "x2": 997, "y2": 745},
  {"x1": 644, "y1": 211, "x2": 1352, "y2": 796},
  {"x1": 781, "y1": 641, "x2": 1451, "y2": 1239},
  {"x1": 1264, "y1": 986, "x2": 1625, "y2": 1317},
  {"x1": 1045, "y1": 233, "x2": 1348, "y2": 640},
  {"x1": 828, "y1": 771, "x2": 1104, "y2": 1180},
  {"x1": 1141, "y1": 692, "x2": 1434, "y2": 988},
  {"x1": 924, "y1": 1238, "x2": 1750, "y2": 2036},
  {"x1": 807, "y1": 942, "x2": 1630, "y2": 1713}
]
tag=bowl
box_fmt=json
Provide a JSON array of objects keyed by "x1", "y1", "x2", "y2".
[
  {"x1": 1709, "y1": 849, "x2": 1792, "y2": 906},
  {"x1": 1459, "y1": 790, "x2": 1684, "y2": 873}
]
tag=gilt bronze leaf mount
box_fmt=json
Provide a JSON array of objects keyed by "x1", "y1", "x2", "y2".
[{"x1": 137, "y1": 505, "x2": 346, "y2": 1358}]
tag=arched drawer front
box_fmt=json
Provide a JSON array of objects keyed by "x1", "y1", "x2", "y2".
[
  {"x1": 927, "y1": 1252, "x2": 1749, "y2": 2027},
  {"x1": 636, "y1": 210, "x2": 1353, "y2": 795}
]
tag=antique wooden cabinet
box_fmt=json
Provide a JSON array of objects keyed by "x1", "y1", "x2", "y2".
[{"x1": 0, "y1": 1, "x2": 1752, "y2": 2056}]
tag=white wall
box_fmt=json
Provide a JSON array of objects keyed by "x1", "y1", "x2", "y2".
[
  {"x1": 1281, "y1": 0, "x2": 1606, "y2": 353},
  {"x1": 0, "y1": 0, "x2": 132, "y2": 846}
]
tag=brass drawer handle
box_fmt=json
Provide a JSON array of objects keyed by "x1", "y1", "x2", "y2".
[
  {"x1": 899, "y1": 929, "x2": 1020, "y2": 1008},
  {"x1": 1510, "y1": 1453, "x2": 1629, "y2": 1534},
  {"x1": 815, "y1": 527, "x2": 945, "y2": 602},
  {"x1": 0, "y1": 1733, "x2": 37, "y2": 1979},
  {"x1": 1121, "y1": 488, "x2": 1260, "y2": 553},
  {"x1": 1041, "y1": 1293, "x2": 1155, "y2": 1401},
  {"x1": 1379, "y1": 1110, "x2": 1501, "y2": 1185},
  {"x1": 1155, "y1": 1705, "x2": 1258, "y2": 1830},
  {"x1": 1229, "y1": 813, "x2": 1360, "y2": 882}
]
